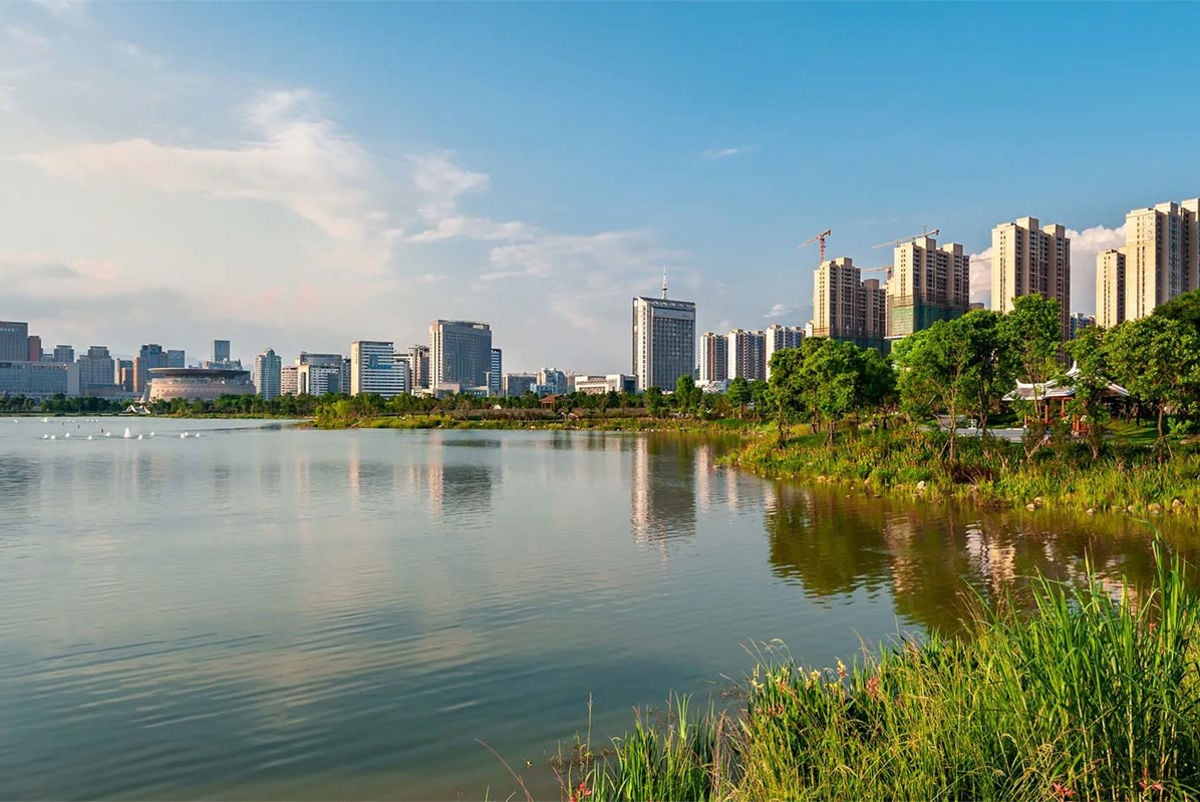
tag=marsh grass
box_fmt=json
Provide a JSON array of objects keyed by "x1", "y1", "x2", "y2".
[
  {"x1": 729, "y1": 428, "x2": 1200, "y2": 516},
  {"x1": 564, "y1": 542, "x2": 1200, "y2": 801}
]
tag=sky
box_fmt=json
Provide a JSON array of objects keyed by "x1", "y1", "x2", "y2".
[{"x1": 3, "y1": 1, "x2": 1200, "y2": 370}]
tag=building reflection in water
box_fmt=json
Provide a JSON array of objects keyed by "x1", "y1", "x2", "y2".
[
  {"x1": 630, "y1": 434, "x2": 697, "y2": 545},
  {"x1": 763, "y1": 482, "x2": 1183, "y2": 635}
]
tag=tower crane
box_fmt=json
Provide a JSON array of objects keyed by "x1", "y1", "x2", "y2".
[
  {"x1": 872, "y1": 227, "x2": 939, "y2": 249},
  {"x1": 797, "y1": 229, "x2": 832, "y2": 264},
  {"x1": 860, "y1": 264, "x2": 894, "y2": 281}
]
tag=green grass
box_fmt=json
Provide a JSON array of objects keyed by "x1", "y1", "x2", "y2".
[
  {"x1": 562, "y1": 542, "x2": 1200, "y2": 801},
  {"x1": 728, "y1": 426, "x2": 1200, "y2": 517}
]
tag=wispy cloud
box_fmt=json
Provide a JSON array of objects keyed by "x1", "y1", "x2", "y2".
[
  {"x1": 18, "y1": 89, "x2": 402, "y2": 273},
  {"x1": 702, "y1": 145, "x2": 757, "y2": 160},
  {"x1": 763, "y1": 303, "x2": 793, "y2": 319}
]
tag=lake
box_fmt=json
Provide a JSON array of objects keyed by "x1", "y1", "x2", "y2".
[{"x1": 0, "y1": 418, "x2": 1184, "y2": 799}]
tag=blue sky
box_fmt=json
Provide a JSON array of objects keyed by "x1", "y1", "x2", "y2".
[{"x1": 3, "y1": 2, "x2": 1199, "y2": 369}]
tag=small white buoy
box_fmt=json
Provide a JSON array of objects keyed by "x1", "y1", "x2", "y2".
[
  {"x1": 104, "y1": 432, "x2": 111, "y2": 438},
  {"x1": 123, "y1": 427, "x2": 132, "y2": 439},
  {"x1": 180, "y1": 433, "x2": 188, "y2": 439},
  {"x1": 87, "y1": 435, "x2": 93, "y2": 441},
  {"x1": 50, "y1": 435, "x2": 56, "y2": 440},
  {"x1": 42, "y1": 434, "x2": 48, "y2": 440},
  {"x1": 149, "y1": 432, "x2": 155, "y2": 437},
  {"x1": 64, "y1": 432, "x2": 70, "y2": 439},
  {"x1": 137, "y1": 434, "x2": 144, "y2": 440},
  {"x1": 41, "y1": 417, "x2": 48, "y2": 423},
  {"x1": 194, "y1": 433, "x2": 201, "y2": 438}
]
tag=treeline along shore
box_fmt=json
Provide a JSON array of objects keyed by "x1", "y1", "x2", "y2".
[{"x1": 10, "y1": 291, "x2": 1199, "y2": 520}]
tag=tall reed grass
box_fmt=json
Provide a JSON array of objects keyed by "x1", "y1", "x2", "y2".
[
  {"x1": 729, "y1": 428, "x2": 1200, "y2": 516},
  {"x1": 561, "y1": 542, "x2": 1200, "y2": 800}
]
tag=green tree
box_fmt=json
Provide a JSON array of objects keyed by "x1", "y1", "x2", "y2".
[
  {"x1": 644, "y1": 386, "x2": 665, "y2": 417},
  {"x1": 1065, "y1": 325, "x2": 1111, "y2": 461},
  {"x1": 1106, "y1": 315, "x2": 1200, "y2": 457},
  {"x1": 999, "y1": 293, "x2": 1062, "y2": 422},
  {"x1": 767, "y1": 347, "x2": 805, "y2": 443},
  {"x1": 726, "y1": 377, "x2": 751, "y2": 419}
]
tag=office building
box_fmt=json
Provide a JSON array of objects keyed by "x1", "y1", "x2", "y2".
[
  {"x1": 1069, "y1": 313, "x2": 1096, "y2": 340},
  {"x1": 76, "y1": 346, "x2": 115, "y2": 395},
  {"x1": 53, "y1": 344, "x2": 74, "y2": 364},
  {"x1": 280, "y1": 365, "x2": 298, "y2": 396},
  {"x1": 764, "y1": 324, "x2": 804, "y2": 379},
  {"x1": 886, "y1": 236, "x2": 970, "y2": 340},
  {"x1": 341, "y1": 358, "x2": 352, "y2": 397},
  {"x1": 213, "y1": 339, "x2": 231, "y2": 364},
  {"x1": 1096, "y1": 249, "x2": 1126, "y2": 329},
  {"x1": 0, "y1": 360, "x2": 68, "y2": 399},
  {"x1": 429, "y1": 320, "x2": 493, "y2": 393},
  {"x1": 408, "y1": 344, "x2": 430, "y2": 391},
  {"x1": 132, "y1": 344, "x2": 168, "y2": 394},
  {"x1": 727, "y1": 329, "x2": 766, "y2": 381},
  {"x1": 631, "y1": 275, "x2": 696, "y2": 391},
  {"x1": 296, "y1": 353, "x2": 344, "y2": 396},
  {"x1": 117, "y1": 360, "x2": 134, "y2": 391},
  {"x1": 0, "y1": 321, "x2": 29, "y2": 362},
  {"x1": 167, "y1": 349, "x2": 186, "y2": 368},
  {"x1": 699, "y1": 332, "x2": 729, "y2": 383},
  {"x1": 503, "y1": 373, "x2": 537, "y2": 397},
  {"x1": 27, "y1": 335, "x2": 42, "y2": 363},
  {"x1": 536, "y1": 368, "x2": 567, "y2": 396},
  {"x1": 254, "y1": 348, "x2": 282, "y2": 400},
  {"x1": 990, "y1": 217, "x2": 1071, "y2": 341},
  {"x1": 574, "y1": 374, "x2": 637, "y2": 395},
  {"x1": 1124, "y1": 200, "x2": 1199, "y2": 322},
  {"x1": 489, "y1": 348, "x2": 502, "y2": 397},
  {"x1": 351, "y1": 340, "x2": 405, "y2": 397}
]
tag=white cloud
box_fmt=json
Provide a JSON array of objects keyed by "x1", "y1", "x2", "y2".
[
  {"x1": 968, "y1": 246, "x2": 992, "y2": 306},
  {"x1": 763, "y1": 303, "x2": 793, "y2": 319},
  {"x1": 702, "y1": 145, "x2": 756, "y2": 159},
  {"x1": 19, "y1": 89, "x2": 399, "y2": 272}
]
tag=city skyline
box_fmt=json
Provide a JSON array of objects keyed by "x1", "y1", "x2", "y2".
[{"x1": 3, "y1": 4, "x2": 1200, "y2": 370}]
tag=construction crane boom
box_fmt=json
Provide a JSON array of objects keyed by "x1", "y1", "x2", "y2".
[
  {"x1": 872, "y1": 227, "x2": 939, "y2": 249},
  {"x1": 797, "y1": 229, "x2": 832, "y2": 263}
]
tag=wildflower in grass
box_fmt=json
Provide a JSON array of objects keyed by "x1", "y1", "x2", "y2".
[
  {"x1": 568, "y1": 780, "x2": 593, "y2": 801},
  {"x1": 836, "y1": 659, "x2": 847, "y2": 679},
  {"x1": 865, "y1": 674, "x2": 881, "y2": 701},
  {"x1": 1051, "y1": 780, "x2": 1076, "y2": 799},
  {"x1": 1139, "y1": 768, "x2": 1165, "y2": 794}
]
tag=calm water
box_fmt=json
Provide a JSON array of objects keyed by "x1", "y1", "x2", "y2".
[{"x1": 0, "y1": 418, "x2": 1188, "y2": 799}]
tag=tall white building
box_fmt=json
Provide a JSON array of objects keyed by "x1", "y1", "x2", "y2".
[
  {"x1": 1096, "y1": 249, "x2": 1126, "y2": 329},
  {"x1": 990, "y1": 216, "x2": 1071, "y2": 341},
  {"x1": 351, "y1": 340, "x2": 405, "y2": 398},
  {"x1": 280, "y1": 365, "x2": 298, "y2": 396},
  {"x1": 764, "y1": 324, "x2": 804, "y2": 378},
  {"x1": 429, "y1": 320, "x2": 492, "y2": 392},
  {"x1": 699, "y1": 332, "x2": 728, "y2": 383},
  {"x1": 813, "y1": 257, "x2": 863, "y2": 340},
  {"x1": 631, "y1": 273, "x2": 696, "y2": 391},
  {"x1": 489, "y1": 348, "x2": 502, "y2": 397},
  {"x1": 254, "y1": 348, "x2": 282, "y2": 400},
  {"x1": 1124, "y1": 200, "x2": 1199, "y2": 321},
  {"x1": 727, "y1": 329, "x2": 766, "y2": 381}
]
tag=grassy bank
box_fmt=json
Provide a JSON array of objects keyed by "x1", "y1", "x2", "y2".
[
  {"x1": 727, "y1": 426, "x2": 1200, "y2": 518},
  {"x1": 559, "y1": 543, "x2": 1199, "y2": 801}
]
